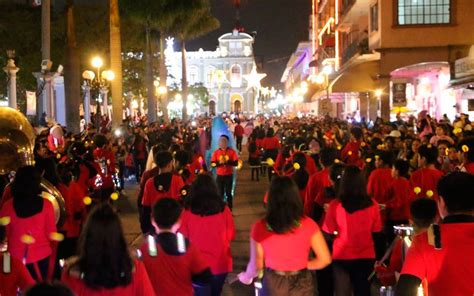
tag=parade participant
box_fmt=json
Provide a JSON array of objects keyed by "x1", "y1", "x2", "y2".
[
  {"x1": 174, "y1": 150, "x2": 195, "y2": 185},
  {"x1": 61, "y1": 203, "x2": 155, "y2": 296},
  {"x1": 409, "y1": 144, "x2": 444, "y2": 200},
  {"x1": 210, "y1": 135, "x2": 239, "y2": 210},
  {"x1": 397, "y1": 172, "x2": 474, "y2": 296},
  {"x1": 459, "y1": 137, "x2": 474, "y2": 174},
  {"x1": 322, "y1": 166, "x2": 383, "y2": 296},
  {"x1": 239, "y1": 176, "x2": 331, "y2": 295},
  {"x1": 383, "y1": 159, "x2": 412, "y2": 243},
  {"x1": 261, "y1": 128, "x2": 281, "y2": 162},
  {"x1": 0, "y1": 224, "x2": 35, "y2": 296},
  {"x1": 290, "y1": 153, "x2": 310, "y2": 204},
  {"x1": 141, "y1": 151, "x2": 185, "y2": 234},
  {"x1": 291, "y1": 137, "x2": 317, "y2": 176},
  {"x1": 92, "y1": 134, "x2": 116, "y2": 202},
  {"x1": 0, "y1": 166, "x2": 56, "y2": 280},
  {"x1": 131, "y1": 129, "x2": 148, "y2": 182},
  {"x1": 47, "y1": 125, "x2": 65, "y2": 154},
  {"x1": 180, "y1": 174, "x2": 235, "y2": 296},
  {"x1": 141, "y1": 198, "x2": 212, "y2": 296},
  {"x1": 234, "y1": 120, "x2": 245, "y2": 152},
  {"x1": 248, "y1": 140, "x2": 261, "y2": 181},
  {"x1": 341, "y1": 127, "x2": 363, "y2": 166},
  {"x1": 367, "y1": 150, "x2": 395, "y2": 204}
]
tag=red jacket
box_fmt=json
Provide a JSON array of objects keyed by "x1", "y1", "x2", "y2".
[
  {"x1": 211, "y1": 148, "x2": 239, "y2": 176},
  {"x1": 305, "y1": 168, "x2": 331, "y2": 215},
  {"x1": 93, "y1": 148, "x2": 116, "y2": 190},
  {"x1": 0, "y1": 252, "x2": 35, "y2": 296},
  {"x1": 384, "y1": 177, "x2": 412, "y2": 221},
  {"x1": 409, "y1": 167, "x2": 444, "y2": 201},
  {"x1": 141, "y1": 174, "x2": 185, "y2": 207},
  {"x1": 234, "y1": 125, "x2": 244, "y2": 137}
]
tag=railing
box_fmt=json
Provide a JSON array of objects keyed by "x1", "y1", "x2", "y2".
[{"x1": 341, "y1": 37, "x2": 369, "y2": 64}]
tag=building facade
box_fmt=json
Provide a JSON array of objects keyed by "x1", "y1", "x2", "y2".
[{"x1": 165, "y1": 30, "x2": 261, "y2": 115}]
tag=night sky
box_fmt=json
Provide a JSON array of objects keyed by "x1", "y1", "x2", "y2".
[{"x1": 187, "y1": 0, "x2": 312, "y2": 88}]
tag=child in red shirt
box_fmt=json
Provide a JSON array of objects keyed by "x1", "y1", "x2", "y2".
[
  {"x1": 0, "y1": 224, "x2": 35, "y2": 296},
  {"x1": 141, "y1": 198, "x2": 211, "y2": 296},
  {"x1": 410, "y1": 144, "x2": 444, "y2": 201},
  {"x1": 341, "y1": 127, "x2": 363, "y2": 166},
  {"x1": 141, "y1": 151, "x2": 185, "y2": 234},
  {"x1": 367, "y1": 150, "x2": 394, "y2": 204}
]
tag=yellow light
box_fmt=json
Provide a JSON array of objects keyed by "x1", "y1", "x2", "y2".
[
  {"x1": 315, "y1": 74, "x2": 325, "y2": 84},
  {"x1": 158, "y1": 86, "x2": 167, "y2": 95},
  {"x1": 102, "y1": 70, "x2": 115, "y2": 81},
  {"x1": 175, "y1": 93, "x2": 182, "y2": 101},
  {"x1": 83, "y1": 196, "x2": 92, "y2": 205},
  {"x1": 91, "y1": 56, "x2": 103, "y2": 68},
  {"x1": 300, "y1": 81, "x2": 309, "y2": 94},
  {"x1": 131, "y1": 100, "x2": 139, "y2": 109},
  {"x1": 323, "y1": 65, "x2": 333, "y2": 75},
  {"x1": 110, "y1": 192, "x2": 119, "y2": 201},
  {"x1": 375, "y1": 89, "x2": 383, "y2": 97}
]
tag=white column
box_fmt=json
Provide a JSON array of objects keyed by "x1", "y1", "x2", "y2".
[
  {"x1": 3, "y1": 59, "x2": 19, "y2": 109},
  {"x1": 53, "y1": 76, "x2": 66, "y2": 126},
  {"x1": 82, "y1": 82, "x2": 91, "y2": 124},
  {"x1": 101, "y1": 88, "x2": 109, "y2": 119}
]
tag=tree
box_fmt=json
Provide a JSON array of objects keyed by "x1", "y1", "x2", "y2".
[
  {"x1": 168, "y1": 1, "x2": 219, "y2": 120},
  {"x1": 109, "y1": 0, "x2": 123, "y2": 127}
]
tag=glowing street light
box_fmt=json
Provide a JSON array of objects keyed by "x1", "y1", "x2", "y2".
[
  {"x1": 375, "y1": 89, "x2": 383, "y2": 97},
  {"x1": 323, "y1": 65, "x2": 333, "y2": 75},
  {"x1": 91, "y1": 56, "x2": 103, "y2": 69}
]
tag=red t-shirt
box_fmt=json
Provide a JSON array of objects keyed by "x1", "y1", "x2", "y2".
[
  {"x1": 93, "y1": 148, "x2": 116, "y2": 189},
  {"x1": 322, "y1": 199, "x2": 382, "y2": 260},
  {"x1": 305, "y1": 168, "x2": 331, "y2": 215},
  {"x1": 138, "y1": 167, "x2": 160, "y2": 204},
  {"x1": 256, "y1": 138, "x2": 264, "y2": 149},
  {"x1": 385, "y1": 177, "x2": 412, "y2": 221},
  {"x1": 262, "y1": 137, "x2": 281, "y2": 150},
  {"x1": 367, "y1": 168, "x2": 394, "y2": 204},
  {"x1": 251, "y1": 217, "x2": 319, "y2": 271},
  {"x1": 0, "y1": 199, "x2": 56, "y2": 263},
  {"x1": 140, "y1": 236, "x2": 209, "y2": 296},
  {"x1": 61, "y1": 259, "x2": 155, "y2": 296},
  {"x1": 0, "y1": 253, "x2": 35, "y2": 296},
  {"x1": 409, "y1": 168, "x2": 444, "y2": 200},
  {"x1": 58, "y1": 183, "x2": 84, "y2": 238},
  {"x1": 341, "y1": 141, "x2": 361, "y2": 166},
  {"x1": 141, "y1": 174, "x2": 185, "y2": 207},
  {"x1": 234, "y1": 125, "x2": 245, "y2": 137},
  {"x1": 401, "y1": 222, "x2": 474, "y2": 296},
  {"x1": 179, "y1": 207, "x2": 235, "y2": 274},
  {"x1": 464, "y1": 162, "x2": 474, "y2": 174},
  {"x1": 210, "y1": 148, "x2": 239, "y2": 176}
]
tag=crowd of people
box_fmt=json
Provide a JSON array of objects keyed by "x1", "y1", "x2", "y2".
[{"x1": 0, "y1": 110, "x2": 473, "y2": 296}]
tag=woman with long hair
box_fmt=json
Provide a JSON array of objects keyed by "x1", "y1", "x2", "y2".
[
  {"x1": 61, "y1": 203, "x2": 154, "y2": 296},
  {"x1": 179, "y1": 174, "x2": 235, "y2": 296},
  {"x1": 0, "y1": 166, "x2": 56, "y2": 280},
  {"x1": 291, "y1": 152, "x2": 310, "y2": 204},
  {"x1": 239, "y1": 176, "x2": 331, "y2": 295},
  {"x1": 322, "y1": 165, "x2": 383, "y2": 296}
]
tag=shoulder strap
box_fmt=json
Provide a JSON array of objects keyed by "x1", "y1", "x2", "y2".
[{"x1": 427, "y1": 224, "x2": 442, "y2": 250}]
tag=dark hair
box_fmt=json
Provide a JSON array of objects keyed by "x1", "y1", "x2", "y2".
[
  {"x1": 410, "y1": 198, "x2": 438, "y2": 229},
  {"x1": 152, "y1": 145, "x2": 166, "y2": 164},
  {"x1": 0, "y1": 224, "x2": 5, "y2": 243},
  {"x1": 459, "y1": 137, "x2": 474, "y2": 163},
  {"x1": 370, "y1": 137, "x2": 383, "y2": 152},
  {"x1": 292, "y1": 153, "x2": 309, "y2": 190},
  {"x1": 266, "y1": 176, "x2": 304, "y2": 234},
  {"x1": 75, "y1": 203, "x2": 133, "y2": 289},
  {"x1": 188, "y1": 174, "x2": 225, "y2": 216},
  {"x1": 375, "y1": 150, "x2": 394, "y2": 167},
  {"x1": 155, "y1": 151, "x2": 173, "y2": 169},
  {"x1": 329, "y1": 163, "x2": 346, "y2": 191},
  {"x1": 174, "y1": 150, "x2": 190, "y2": 167},
  {"x1": 293, "y1": 137, "x2": 306, "y2": 151},
  {"x1": 266, "y1": 128, "x2": 275, "y2": 137},
  {"x1": 248, "y1": 141, "x2": 257, "y2": 154},
  {"x1": 320, "y1": 147, "x2": 338, "y2": 167},
  {"x1": 24, "y1": 282, "x2": 74, "y2": 296},
  {"x1": 37, "y1": 157, "x2": 61, "y2": 186},
  {"x1": 418, "y1": 144, "x2": 438, "y2": 164},
  {"x1": 153, "y1": 198, "x2": 183, "y2": 229},
  {"x1": 338, "y1": 165, "x2": 373, "y2": 213},
  {"x1": 393, "y1": 159, "x2": 409, "y2": 179},
  {"x1": 57, "y1": 163, "x2": 73, "y2": 186},
  {"x1": 350, "y1": 127, "x2": 363, "y2": 140},
  {"x1": 220, "y1": 134, "x2": 229, "y2": 141},
  {"x1": 11, "y1": 166, "x2": 43, "y2": 218},
  {"x1": 437, "y1": 172, "x2": 474, "y2": 214},
  {"x1": 93, "y1": 134, "x2": 108, "y2": 149}
]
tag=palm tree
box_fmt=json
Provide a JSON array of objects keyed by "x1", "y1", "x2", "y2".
[
  {"x1": 169, "y1": 2, "x2": 220, "y2": 120},
  {"x1": 109, "y1": 0, "x2": 123, "y2": 127},
  {"x1": 64, "y1": 0, "x2": 81, "y2": 133}
]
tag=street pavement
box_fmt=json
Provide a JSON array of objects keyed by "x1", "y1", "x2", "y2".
[{"x1": 116, "y1": 146, "x2": 268, "y2": 295}]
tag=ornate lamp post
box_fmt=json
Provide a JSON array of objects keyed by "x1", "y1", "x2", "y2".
[{"x1": 82, "y1": 56, "x2": 114, "y2": 125}]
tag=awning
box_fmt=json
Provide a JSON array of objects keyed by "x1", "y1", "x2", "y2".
[
  {"x1": 449, "y1": 75, "x2": 474, "y2": 89},
  {"x1": 329, "y1": 60, "x2": 380, "y2": 93}
]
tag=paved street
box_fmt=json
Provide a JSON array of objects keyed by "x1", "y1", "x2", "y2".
[{"x1": 116, "y1": 147, "x2": 268, "y2": 295}]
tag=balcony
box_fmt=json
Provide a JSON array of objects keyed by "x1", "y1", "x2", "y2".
[{"x1": 342, "y1": 37, "x2": 369, "y2": 64}]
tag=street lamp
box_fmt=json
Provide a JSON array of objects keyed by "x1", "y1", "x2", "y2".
[{"x1": 82, "y1": 56, "x2": 114, "y2": 124}]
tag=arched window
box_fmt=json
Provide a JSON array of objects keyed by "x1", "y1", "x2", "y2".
[
  {"x1": 188, "y1": 66, "x2": 199, "y2": 85},
  {"x1": 230, "y1": 64, "x2": 242, "y2": 88},
  {"x1": 206, "y1": 66, "x2": 216, "y2": 87}
]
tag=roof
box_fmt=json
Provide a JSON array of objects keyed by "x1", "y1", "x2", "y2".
[{"x1": 218, "y1": 31, "x2": 254, "y2": 42}]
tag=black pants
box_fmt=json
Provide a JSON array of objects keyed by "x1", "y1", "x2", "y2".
[
  {"x1": 236, "y1": 136, "x2": 243, "y2": 152},
  {"x1": 134, "y1": 158, "x2": 146, "y2": 182},
  {"x1": 332, "y1": 259, "x2": 375, "y2": 296},
  {"x1": 261, "y1": 269, "x2": 314, "y2": 296},
  {"x1": 26, "y1": 256, "x2": 49, "y2": 281},
  {"x1": 194, "y1": 273, "x2": 227, "y2": 296},
  {"x1": 216, "y1": 175, "x2": 234, "y2": 210}
]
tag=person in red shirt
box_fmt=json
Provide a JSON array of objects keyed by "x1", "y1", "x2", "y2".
[
  {"x1": 234, "y1": 121, "x2": 245, "y2": 152},
  {"x1": 367, "y1": 150, "x2": 395, "y2": 204},
  {"x1": 92, "y1": 134, "x2": 116, "y2": 202},
  {"x1": 410, "y1": 144, "x2": 444, "y2": 201},
  {"x1": 238, "y1": 176, "x2": 331, "y2": 295},
  {"x1": 141, "y1": 151, "x2": 185, "y2": 234},
  {"x1": 459, "y1": 137, "x2": 474, "y2": 174},
  {"x1": 322, "y1": 166, "x2": 383, "y2": 296},
  {"x1": 289, "y1": 153, "x2": 310, "y2": 205},
  {"x1": 305, "y1": 148, "x2": 338, "y2": 217},
  {"x1": 0, "y1": 224, "x2": 35, "y2": 296},
  {"x1": 341, "y1": 127, "x2": 363, "y2": 166},
  {"x1": 210, "y1": 135, "x2": 239, "y2": 210},
  {"x1": 61, "y1": 203, "x2": 155, "y2": 296},
  {"x1": 141, "y1": 198, "x2": 212, "y2": 296},
  {"x1": 248, "y1": 141, "x2": 261, "y2": 181},
  {"x1": 262, "y1": 128, "x2": 281, "y2": 160},
  {"x1": 179, "y1": 174, "x2": 234, "y2": 296},
  {"x1": 289, "y1": 137, "x2": 317, "y2": 176},
  {"x1": 397, "y1": 172, "x2": 474, "y2": 296},
  {"x1": 0, "y1": 166, "x2": 56, "y2": 281}
]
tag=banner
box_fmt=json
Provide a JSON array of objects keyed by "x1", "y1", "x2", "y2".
[
  {"x1": 26, "y1": 91, "x2": 36, "y2": 115},
  {"x1": 392, "y1": 80, "x2": 407, "y2": 107}
]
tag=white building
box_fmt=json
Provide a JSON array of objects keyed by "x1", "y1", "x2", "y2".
[{"x1": 166, "y1": 30, "x2": 261, "y2": 115}]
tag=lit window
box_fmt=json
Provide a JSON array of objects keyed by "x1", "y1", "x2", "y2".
[
  {"x1": 397, "y1": 0, "x2": 451, "y2": 25},
  {"x1": 230, "y1": 65, "x2": 242, "y2": 88}
]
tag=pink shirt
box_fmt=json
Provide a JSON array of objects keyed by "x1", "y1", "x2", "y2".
[
  {"x1": 322, "y1": 199, "x2": 382, "y2": 260},
  {"x1": 179, "y1": 207, "x2": 235, "y2": 274},
  {"x1": 0, "y1": 199, "x2": 56, "y2": 263},
  {"x1": 251, "y1": 217, "x2": 319, "y2": 271}
]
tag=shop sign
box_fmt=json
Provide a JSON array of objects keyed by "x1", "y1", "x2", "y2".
[
  {"x1": 392, "y1": 81, "x2": 407, "y2": 107},
  {"x1": 455, "y1": 56, "x2": 474, "y2": 79}
]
